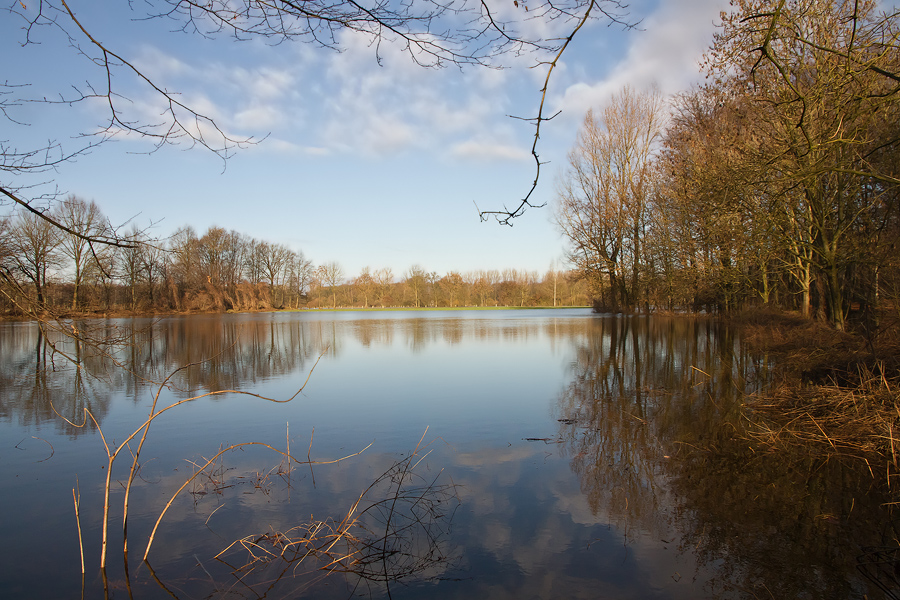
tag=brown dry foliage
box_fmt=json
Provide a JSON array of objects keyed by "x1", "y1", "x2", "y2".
[{"x1": 734, "y1": 309, "x2": 900, "y2": 486}]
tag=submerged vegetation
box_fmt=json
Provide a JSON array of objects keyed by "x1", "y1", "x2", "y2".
[{"x1": 57, "y1": 347, "x2": 459, "y2": 596}]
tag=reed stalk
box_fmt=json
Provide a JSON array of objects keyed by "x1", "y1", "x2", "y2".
[
  {"x1": 72, "y1": 483, "x2": 84, "y2": 575},
  {"x1": 143, "y1": 440, "x2": 372, "y2": 561},
  {"x1": 54, "y1": 348, "x2": 329, "y2": 571}
]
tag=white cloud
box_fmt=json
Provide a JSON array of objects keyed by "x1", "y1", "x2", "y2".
[
  {"x1": 247, "y1": 137, "x2": 330, "y2": 156},
  {"x1": 133, "y1": 44, "x2": 194, "y2": 80},
  {"x1": 125, "y1": 45, "x2": 311, "y2": 148},
  {"x1": 128, "y1": 0, "x2": 724, "y2": 161},
  {"x1": 234, "y1": 104, "x2": 283, "y2": 130},
  {"x1": 303, "y1": 26, "x2": 548, "y2": 159},
  {"x1": 554, "y1": 0, "x2": 729, "y2": 118},
  {"x1": 361, "y1": 115, "x2": 420, "y2": 154},
  {"x1": 449, "y1": 138, "x2": 530, "y2": 161},
  {"x1": 245, "y1": 67, "x2": 295, "y2": 101}
]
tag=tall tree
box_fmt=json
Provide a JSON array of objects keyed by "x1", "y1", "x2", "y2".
[
  {"x1": 119, "y1": 226, "x2": 146, "y2": 311},
  {"x1": 406, "y1": 265, "x2": 427, "y2": 308},
  {"x1": 355, "y1": 267, "x2": 377, "y2": 308},
  {"x1": 707, "y1": 0, "x2": 900, "y2": 328},
  {"x1": 657, "y1": 87, "x2": 763, "y2": 313},
  {"x1": 9, "y1": 209, "x2": 61, "y2": 310},
  {"x1": 54, "y1": 196, "x2": 108, "y2": 311},
  {"x1": 556, "y1": 86, "x2": 666, "y2": 312},
  {"x1": 440, "y1": 271, "x2": 464, "y2": 307},
  {"x1": 261, "y1": 242, "x2": 291, "y2": 307},
  {"x1": 289, "y1": 251, "x2": 315, "y2": 308},
  {"x1": 318, "y1": 261, "x2": 345, "y2": 308},
  {"x1": 375, "y1": 267, "x2": 394, "y2": 307}
]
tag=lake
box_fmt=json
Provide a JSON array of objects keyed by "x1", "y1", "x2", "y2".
[{"x1": 0, "y1": 309, "x2": 895, "y2": 599}]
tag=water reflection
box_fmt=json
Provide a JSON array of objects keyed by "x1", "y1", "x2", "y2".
[
  {"x1": 0, "y1": 323, "x2": 113, "y2": 434},
  {"x1": 555, "y1": 315, "x2": 897, "y2": 599},
  {"x1": 0, "y1": 311, "x2": 896, "y2": 599},
  {"x1": 0, "y1": 311, "x2": 595, "y2": 430}
]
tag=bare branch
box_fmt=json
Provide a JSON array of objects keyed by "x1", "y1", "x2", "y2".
[{"x1": 479, "y1": 0, "x2": 634, "y2": 225}]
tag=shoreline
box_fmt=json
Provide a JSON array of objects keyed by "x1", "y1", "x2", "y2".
[{"x1": 0, "y1": 304, "x2": 596, "y2": 322}]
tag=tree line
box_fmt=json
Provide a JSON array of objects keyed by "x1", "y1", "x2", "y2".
[
  {"x1": 0, "y1": 196, "x2": 587, "y2": 315},
  {"x1": 556, "y1": 0, "x2": 899, "y2": 331}
]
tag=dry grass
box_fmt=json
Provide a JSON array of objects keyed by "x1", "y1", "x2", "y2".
[
  {"x1": 736, "y1": 309, "x2": 866, "y2": 382},
  {"x1": 212, "y1": 436, "x2": 460, "y2": 597},
  {"x1": 747, "y1": 369, "x2": 900, "y2": 460},
  {"x1": 734, "y1": 309, "x2": 900, "y2": 489}
]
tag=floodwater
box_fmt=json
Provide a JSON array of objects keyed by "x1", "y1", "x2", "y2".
[{"x1": 0, "y1": 309, "x2": 896, "y2": 599}]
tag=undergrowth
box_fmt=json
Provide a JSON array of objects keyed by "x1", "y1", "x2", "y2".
[{"x1": 734, "y1": 309, "x2": 900, "y2": 491}]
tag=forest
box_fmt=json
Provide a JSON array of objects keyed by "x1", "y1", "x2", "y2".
[
  {"x1": 0, "y1": 201, "x2": 588, "y2": 315},
  {"x1": 556, "y1": 0, "x2": 899, "y2": 335}
]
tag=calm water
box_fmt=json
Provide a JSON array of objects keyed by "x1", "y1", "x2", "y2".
[{"x1": 0, "y1": 310, "x2": 896, "y2": 599}]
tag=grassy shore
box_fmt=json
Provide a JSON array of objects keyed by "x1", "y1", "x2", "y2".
[
  {"x1": 276, "y1": 305, "x2": 591, "y2": 313},
  {"x1": 735, "y1": 309, "x2": 900, "y2": 489}
]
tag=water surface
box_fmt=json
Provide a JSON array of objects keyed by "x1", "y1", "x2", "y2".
[{"x1": 0, "y1": 310, "x2": 895, "y2": 598}]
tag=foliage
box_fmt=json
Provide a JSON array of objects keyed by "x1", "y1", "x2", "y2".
[
  {"x1": 555, "y1": 0, "x2": 900, "y2": 335},
  {"x1": 1, "y1": 203, "x2": 587, "y2": 314}
]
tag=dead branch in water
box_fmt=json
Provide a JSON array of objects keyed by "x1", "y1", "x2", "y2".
[
  {"x1": 212, "y1": 434, "x2": 460, "y2": 597},
  {"x1": 54, "y1": 347, "x2": 332, "y2": 569}
]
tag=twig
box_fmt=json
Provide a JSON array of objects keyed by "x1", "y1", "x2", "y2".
[
  {"x1": 308, "y1": 427, "x2": 316, "y2": 488},
  {"x1": 73, "y1": 481, "x2": 84, "y2": 574},
  {"x1": 144, "y1": 441, "x2": 372, "y2": 561},
  {"x1": 205, "y1": 503, "x2": 226, "y2": 526}
]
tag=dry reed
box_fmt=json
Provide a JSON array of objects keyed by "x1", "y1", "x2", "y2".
[
  {"x1": 736, "y1": 310, "x2": 900, "y2": 489},
  {"x1": 213, "y1": 432, "x2": 460, "y2": 597},
  {"x1": 52, "y1": 348, "x2": 333, "y2": 570},
  {"x1": 72, "y1": 481, "x2": 84, "y2": 575}
]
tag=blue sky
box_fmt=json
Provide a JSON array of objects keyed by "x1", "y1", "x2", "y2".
[{"x1": 3, "y1": 0, "x2": 730, "y2": 280}]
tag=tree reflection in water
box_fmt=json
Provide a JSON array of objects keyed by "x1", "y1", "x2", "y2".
[
  {"x1": 555, "y1": 316, "x2": 899, "y2": 599},
  {"x1": 3, "y1": 312, "x2": 899, "y2": 598}
]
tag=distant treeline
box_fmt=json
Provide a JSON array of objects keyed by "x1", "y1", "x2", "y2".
[{"x1": 0, "y1": 197, "x2": 587, "y2": 315}]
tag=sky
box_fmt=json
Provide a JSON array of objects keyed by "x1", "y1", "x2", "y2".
[{"x1": 3, "y1": 0, "x2": 731, "y2": 281}]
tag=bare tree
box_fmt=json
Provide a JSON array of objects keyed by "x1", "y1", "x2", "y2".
[
  {"x1": 656, "y1": 87, "x2": 762, "y2": 313},
  {"x1": 318, "y1": 261, "x2": 345, "y2": 308},
  {"x1": 471, "y1": 270, "x2": 499, "y2": 306},
  {"x1": 706, "y1": 0, "x2": 900, "y2": 328},
  {"x1": 355, "y1": 267, "x2": 377, "y2": 309},
  {"x1": 406, "y1": 265, "x2": 427, "y2": 308},
  {"x1": 440, "y1": 271, "x2": 464, "y2": 307},
  {"x1": 261, "y1": 242, "x2": 291, "y2": 307},
  {"x1": 375, "y1": 267, "x2": 394, "y2": 307},
  {"x1": 120, "y1": 226, "x2": 146, "y2": 311},
  {"x1": 7, "y1": 209, "x2": 61, "y2": 310},
  {"x1": 140, "y1": 241, "x2": 167, "y2": 309},
  {"x1": 555, "y1": 86, "x2": 666, "y2": 312},
  {"x1": 54, "y1": 196, "x2": 108, "y2": 311},
  {"x1": 289, "y1": 251, "x2": 315, "y2": 308}
]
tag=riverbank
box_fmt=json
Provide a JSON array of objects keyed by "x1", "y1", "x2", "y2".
[
  {"x1": 0, "y1": 304, "x2": 592, "y2": 321},
  {"x1": 9, "y1": 304, "x2": 897, "y2": 487},
  {"x1": 735, "y1": 309, "x2": 900, "y2": 490}
]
